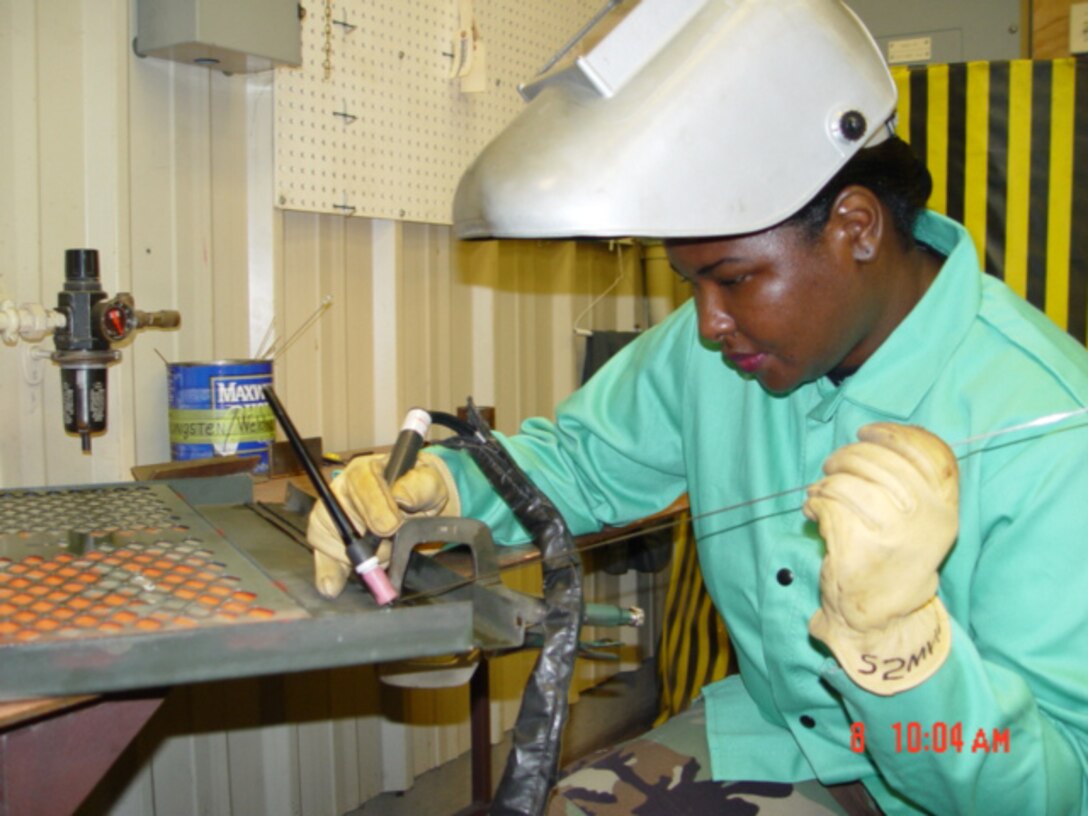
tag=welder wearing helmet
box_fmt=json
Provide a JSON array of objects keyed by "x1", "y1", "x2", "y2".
[{"x1": 308, "y1": 1, "x2": 1088, "y2": 813}]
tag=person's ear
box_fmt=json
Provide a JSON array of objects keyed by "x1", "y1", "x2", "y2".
[{"x1": 826, "y1": 185, "x2": 882, "y2": 263}]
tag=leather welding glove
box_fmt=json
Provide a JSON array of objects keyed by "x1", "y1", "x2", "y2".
[
  {"x1": 804, "y1": 423, "x2": 959, "y2": 696},
  {"x1": 307, "y1": 451, "x2": 461, "y2": 599}
]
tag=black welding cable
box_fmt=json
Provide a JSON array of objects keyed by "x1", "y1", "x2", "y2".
[{"x1": 432, "y1": 401, "x2": 583, "y2": 816}]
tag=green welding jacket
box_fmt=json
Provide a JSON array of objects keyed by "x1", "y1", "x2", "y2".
[{"x1": 431, "y1": 211, "x2": 1088, "y2": 815}]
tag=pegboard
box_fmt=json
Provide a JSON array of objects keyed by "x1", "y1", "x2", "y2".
[{"x1": 274, "y1": 0, "x2": 602, "y2": 224}]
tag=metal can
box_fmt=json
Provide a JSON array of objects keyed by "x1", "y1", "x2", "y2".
[{"x1": 167, "y1": 360, "x2": 275, "y2": 474}]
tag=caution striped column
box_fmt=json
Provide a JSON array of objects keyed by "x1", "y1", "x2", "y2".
[{"x1": 893, "y1": 58, "x2": 1088, "y2": 344}]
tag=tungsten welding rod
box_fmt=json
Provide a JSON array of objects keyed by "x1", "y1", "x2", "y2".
[{"x1": 262, "y1": 387, "x2": 428, "y2": 605}]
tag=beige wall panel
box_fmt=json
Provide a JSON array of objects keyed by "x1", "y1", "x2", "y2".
[
  {"x1": 550, "y1": 252, "x2": 580, "y2": 402},
  {"x1": 490, "y1": 245, "x2": 525, "y2": 433},
  {"x1": 246, "y1": 75, "x2": 277, "y2": 360},
  {"x1": 83, "y1": 0, "x2": 138, "y2": 481},
  {"x1": 342, "y1": 217, "x2": 378, "y2": 450},
  {"x1": 38, "y1": 0, "x2": 94, "y2": 482},
  {"x1": 209, "y1": 71, "x2": 255, "y2": 361},
  {"x1": 447, "y1": 234, "x2": 478, "y2": 418},
  {"x1": 427, "y1": 224, "x2": 464, "y2": 417},
  {"x1": 369, "y1": 219, "x2": 402, "y2": 438},
  {"x1": 274, "y1": 215, "x2": 479, "y2": 453},
  {"x1": 524, "y1": 243, "x2": 559, "y2": 417},
  {"x1": 483, "y1": 240, "x2": 564, "y2": 431},
  {"x1": 399, "y1": 222, "x2": 439, "y2": 419},
  {"x1": 278, "y1": 211, "x2": 379, "y2": 454},
  {"x1": 128, "y1": 55, "x2": 187, "y2": 469},
  {"x1": 0, "y1": 0, "x2": 47, "y2": 488},
  {"x1": 284, "y1": 669, "x2": 346, "y2": 816},
  {"x1": 351, "y1": 675, "x2": 388, "y2": 801},
  {"x1": 277, "y1": 211, "x2": 326, "y2": 436},
  {"x1": 188, "y1": 681, "x2": 242, "y2": 813},
  {"x1": 128, "y1": 62, "x2": 225, "y2": 471},
  {"x1": 458, "y1": 239, "x2": 500, "y2": 409},
  {"x1": 404, "y1": 684, "x2": 471, "y2": 778},
  {"x1": 315, "y1": 212, "x2": 351, "y2": 449},
  {"x1": 328, "y1": 666, "x2": 382, "y2": 805},
  {"x1": 274, "y1": 211, "x2": 615, "y2": 446},
  {"x1": 147, "y1": 710, "x2": 204, "y2": 815},
  {"x1": 127, "y1": 62, "x2": 259, "y2": 470},
  {"x1": 215, "y1": 678, "x2": 295, "y2": 816},
  {"x1": 1034, "y1": 0, "x2": 1073, "y2": 57},
  {"x1": 167, "y1": 70, "x2": 215, "y2": 363},
  {"x1": 276, "y1": 215, "x2": 439, "y2": 451},
  {"x1": 395, "y1": 221, "x2": 478, "y2": 430},
  {"x1": 613, "y1": 244, "x2": 645, "y2": 332}
]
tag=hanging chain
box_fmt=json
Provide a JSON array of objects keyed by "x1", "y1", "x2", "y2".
[{"x1": 322, "y1": 0, "x2": 333, "y2": 80}]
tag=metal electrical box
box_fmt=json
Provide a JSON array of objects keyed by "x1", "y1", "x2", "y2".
[
  {"x1": 134, "y1": 0, "x2": 302, "y2": 74},
  {"x1": 845, "y1": 0, "x2": 1025, "y2": 65}
]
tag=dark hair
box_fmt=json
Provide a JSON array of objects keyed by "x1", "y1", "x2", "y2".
[{"x1": 786, "y1": 135, "x2": 933, "y2": 247}]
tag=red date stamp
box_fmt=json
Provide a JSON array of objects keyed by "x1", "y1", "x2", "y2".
[{"x1": 850, "y1": 722, "x2": 1010, "y2": 754}]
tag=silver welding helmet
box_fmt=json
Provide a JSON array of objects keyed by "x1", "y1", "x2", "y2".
[{"x1": 452, "y1": 0, "x2": 897, "y2": 240}]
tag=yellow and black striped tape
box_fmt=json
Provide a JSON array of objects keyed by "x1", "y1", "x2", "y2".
[
  {"x1": 894, "y1": 58, "x2": 1088, "y2": 343},
  {"x1": 655, "y1": 516, "x2": 730, "y2": 723}
]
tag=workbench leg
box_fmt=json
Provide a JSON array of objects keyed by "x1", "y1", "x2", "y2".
[
  {"x1": 470, "y1": 655, "x2": 492, "y2": 808},
  {"x1": 0, "y1": 694, "x2": 164, "y2": 816},
  {"x1": 452, "y1": 655, "x2": 492, "y2": 816}
]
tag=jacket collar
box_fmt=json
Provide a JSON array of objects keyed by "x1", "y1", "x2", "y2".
[{"x1": 810, "y1": 211, "x2": 981, "y2": 421}]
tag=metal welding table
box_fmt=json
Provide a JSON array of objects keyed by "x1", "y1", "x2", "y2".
[
  {"x1": 0, "y1": 474, "x2": 482, "y2": 815},
  {"x1": 0, "y1": 473, "x2": 681, "y2": 815}
]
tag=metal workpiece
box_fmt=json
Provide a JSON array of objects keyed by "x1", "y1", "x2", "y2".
[
  {"x1": 388, "y1": 516, "x2": 547, "y2": 652},
  {"x1": 0, "y1": 480, "x2": 475, "y2": 700}
]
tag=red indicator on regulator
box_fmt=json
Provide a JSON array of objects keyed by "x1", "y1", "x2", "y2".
[{"x1": 103, "y1": 305, "x2": 128, "y2": 340}]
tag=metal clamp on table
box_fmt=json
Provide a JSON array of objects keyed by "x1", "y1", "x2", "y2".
[{"x1": 388, "y1": 516, "x2": 546, "y2": 653}]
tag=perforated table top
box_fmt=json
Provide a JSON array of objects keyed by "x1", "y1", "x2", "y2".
[
  {"x1": 0, "y1": 484, "x2": 303, "y2": 645},
  {"x1": 0, "y1": 480, "x2": 475, "y2": 700}
]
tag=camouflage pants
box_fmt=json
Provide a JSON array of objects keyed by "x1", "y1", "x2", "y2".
[{"x1": 547, "y1": 701, "x2": 881, "y2": 816}]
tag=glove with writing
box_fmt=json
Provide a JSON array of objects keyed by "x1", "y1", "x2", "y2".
[
  {"x1": 804, "y1": 422, "x2": 958, "y2": 695},
  {"x1": 306, "y1": 451, "x2": 460, "y2": 599}
]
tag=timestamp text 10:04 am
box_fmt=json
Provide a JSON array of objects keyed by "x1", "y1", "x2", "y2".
[{"x1": 850, "y1": 722, "x2": 1011, "y2": 754}]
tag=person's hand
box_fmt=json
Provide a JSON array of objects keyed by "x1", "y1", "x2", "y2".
[
  {"x1": 307, "y1": 451, "x2": 460, "y2": 598},
  {"x1": 804, "y1": 423, "x2": 958, "y2": 695}
]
